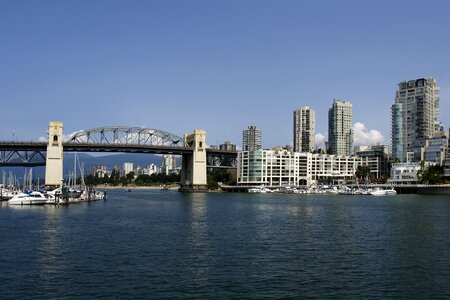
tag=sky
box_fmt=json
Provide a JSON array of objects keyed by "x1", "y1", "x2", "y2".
[{"x1": 1, "y1": 0, "x2": 449, "y2": 149}]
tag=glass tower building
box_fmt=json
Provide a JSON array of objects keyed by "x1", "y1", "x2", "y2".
[{"x1": 391, "y1": 78, "x2": 440, "y2": 162}]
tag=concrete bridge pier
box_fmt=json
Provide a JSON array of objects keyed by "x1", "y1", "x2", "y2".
[
  {"x1": 179, "y1": 130, "x2": 208, "y2": 192},
  {"x1": 45, "y1": 121, "x2": 64, "y2": 188}
]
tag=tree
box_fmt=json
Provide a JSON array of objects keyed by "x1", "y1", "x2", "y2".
[
  {"x1": 355, "y1": 165, "x2": 371, "y2": 183},
  {"x1": 313, "y1": 148, "x2": 325, "y2": 154},
  {"x1": 417, "y1": 161, "x2": 443, "y2": 184},
  {"x1": 207, "y1": 169, "x2": 233, "y2": 190},
  {"x1": 126, "y1": 172, "x2": 135, "y2": 183}
]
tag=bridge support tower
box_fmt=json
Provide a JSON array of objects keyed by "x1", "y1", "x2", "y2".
[
  {"x1": 179, "y1": 130, "x2": 208, "y2": 192},
  {"x1": 45, "y1": 121, "x2": 64, "y2": 188}
]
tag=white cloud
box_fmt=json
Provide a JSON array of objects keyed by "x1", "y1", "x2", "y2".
[
  {"x1": 38, "y1": 136, "x2": 47, "y2": 142},
  {"x1": 353, "y1": 122, "x2": 384, "y2": 146},
  {"x1": 315, "y1": 133, "x2": 326, "y2": 147}
]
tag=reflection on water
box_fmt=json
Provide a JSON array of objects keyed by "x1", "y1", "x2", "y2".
[
  {"x1": 182, "y1": 193, "x2": 211, "y2": 280},
  {"x1": 34, "y1": 206, "x2": 66, "y2": 291}
]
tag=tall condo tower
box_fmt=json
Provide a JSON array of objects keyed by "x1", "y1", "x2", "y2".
[
  {"x1": 328, "y1": 99, "x2": 354, "y2": 156},
  {"x1": 242, "y1": 126, "x2": 262, "y2": 151},
  {"x1": 391, "y1": 78, "x2": 440, "y2": 162},
  {"x1": 293, "y1": 106, "x2": 315, "y2": 152}
]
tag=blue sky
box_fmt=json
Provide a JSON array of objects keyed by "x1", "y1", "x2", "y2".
[{"x1": 1, "y1": 0, "x2": 449, "y2": 148}]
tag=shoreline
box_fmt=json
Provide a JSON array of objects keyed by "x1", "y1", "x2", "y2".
[{"x1": 94, "y1": 185, "x2": 180, "y2": 191}]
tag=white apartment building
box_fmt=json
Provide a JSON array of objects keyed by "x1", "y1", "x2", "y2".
[
  {"x1": 293, "y1": 106, "x2": 315, "y2": 153},
  {"x1": 238, "y1": 149, "x2": 307, "y2": 186},
  {"x1": 309, "y1": 153, "x2": 360, "y2": 184},
  {"x1": 238, "y1": 149, "x2": 363, "y2": 186},
  {"x1": 388, "y1": 162, "x2": 422, "y2": 183}
]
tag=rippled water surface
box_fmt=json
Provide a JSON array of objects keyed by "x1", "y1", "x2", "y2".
[{"x1": 1, "y1": 190, "x2": 449, "y2": 299}]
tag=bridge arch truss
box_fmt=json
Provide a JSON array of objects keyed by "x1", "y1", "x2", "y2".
[{"x1": 65, "y1": 127, "x2": 186, "y2": 148}]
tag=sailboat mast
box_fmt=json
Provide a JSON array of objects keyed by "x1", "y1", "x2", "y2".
[
  {"x1": 74, "y1": 152, "x2": 77, "y2": 189},
  {"x1": 29, "y1": 169, "x2": 32, "y2": 191},
  {"x1": 23, "y1": 170, "x2": 27, "y2": 191}
]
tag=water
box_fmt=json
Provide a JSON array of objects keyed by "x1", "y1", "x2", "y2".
[{"x1": 1, "y1": 190, "x2": 449, "y2": 299}]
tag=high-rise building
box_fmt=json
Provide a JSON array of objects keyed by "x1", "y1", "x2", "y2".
[
  {"x1": 293, "y1": 106, "x2": 315, "y2": 152},
  {"x1": 91, "y1": 165, "x2": 107, "y2": 178},
  {"x1": 123, "y1": 162, "x2": 134, "y2": 175},
  {"x1": 391, "y1": 78, "x2": 440, "y2": 162},
  {"x1": 328, "y1": 99, "x2": 353, "y2": 156},
  {"x1": 161, "y1": 155, "x2": 177, "y2": 175},
  {"x1": 219, "y1": 141, "x2": 237, "y2": 151},
  {"x1": 242, "y1": 126, "x2": 262, "y2": 151}
]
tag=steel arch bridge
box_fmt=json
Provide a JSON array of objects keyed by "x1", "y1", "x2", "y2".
[
  {"x1": 0, "y1": 126, "x2": 237, "y2": 168},
  {"x1": 65, "y1": 126, "x2": 186, "y2": 147}
]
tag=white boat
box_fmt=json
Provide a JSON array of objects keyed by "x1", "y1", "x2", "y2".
[
  {"x1": 1, "y1": 188, "x2": 16, "y2": 200},
  {"x1": 385, "y1": 188, "x2": 397, "y2": 195},
  {"x1": 8, "y1": 191, "x2": 47, "y2": 205},
  {"x1": 324, "y1": 187, "x2": 339, "y2": 194},
  {"x1": 248, "y1": 185, "x2": 270, "y2": 193},
  {"x1": 370, "y1": 188, "x2": 387, "y2": 196},
  {"x1": 338, "y1": 186, "x2": 352, "y2": 195},
  {"x1": 248, "y1": 188, "x2": 260, "y2": 193},
  {"x1": 292, "y1": 188, "x2": 302, "y2": 194}
]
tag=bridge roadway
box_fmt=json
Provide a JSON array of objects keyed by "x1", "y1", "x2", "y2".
[{"x1": 0, "y1": 142, "x2": 237, "y2": 167}]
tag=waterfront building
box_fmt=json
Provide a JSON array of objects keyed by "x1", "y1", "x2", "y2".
[
  {"x1": 242, "y1": 126, "x2": 262, "y2": 151},
  {"x1": 237, "y1": 149, "x2": 362, "y2": 186},
  {"x1": 356, "y1": 148, "x2": 389, "y2": 180},
  {"x1": 328, "y1": 99, "x2": 354, "y2": 156},
  {"x1": 309, "y1": 153, "x2": 360, "y2": 184},
  {"x1": 219, "y1": 141, "x2": 237, "y2": 151},
  {"x1": 444, "y1": 149, "x2": 450, "y2": 178},
  {"x1": 421, "y1": 136, "x2": 448, "y2": 165},
  {"x1": 388, "y1": 162, "x2": 422, "y2": 183},
  {"x1": 445, "y1": 128, "x2": 450, "y2": 178},
  {"x1": 161, "y1": 154, "x2": 177, "y2": 175},
  {"x1": 237, "y1": 149, "x2": 307, "y2": 186},
  {"x1": 392, "y1": 78, "x2": 440, "y2": 162},
  {"x1": 123, "y1": 162, "x2": 133, "y2": 175},
  {"x1": 293, "y1": 106, "x2": 315, "y2": 153}
]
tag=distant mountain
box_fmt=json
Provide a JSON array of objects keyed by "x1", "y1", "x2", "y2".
[{"x1": 1, "y1": 153, "x2": 166, "y2": 181}]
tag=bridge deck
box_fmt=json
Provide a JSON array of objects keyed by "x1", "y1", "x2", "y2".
[{"x1": 0, "y1": 142, "x2": 237, "y2": 166}]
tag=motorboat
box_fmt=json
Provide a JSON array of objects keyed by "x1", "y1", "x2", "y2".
[
  {"x1": 248, "y1": 185, "x2": 270, "y2": 193},
  {"x1": 247, "y1": 187, "x2": 261, "y2": 194},
  {"x1": 370, "y1": 188, "x2": 387, "y2": 196},
  {"x1": 385, "y1": 188, "x2": 397, "y2": 195},
  {"x1": 324, "y1": 187, "x2": 339, "y2": 194},
  {"x1": 1, "y1": 188, "x2": 16, "y2": 200},
  {"x1": 8, "y1": 191, "x2": 47, "y2": 205},
  {"x1": 338, "y1": 186, "x2": 352, "y2": 195}
]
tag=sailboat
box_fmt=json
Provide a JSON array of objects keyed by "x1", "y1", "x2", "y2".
[{"x1": 61, "y1": 153, "x2": 105, "y2": 203}]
